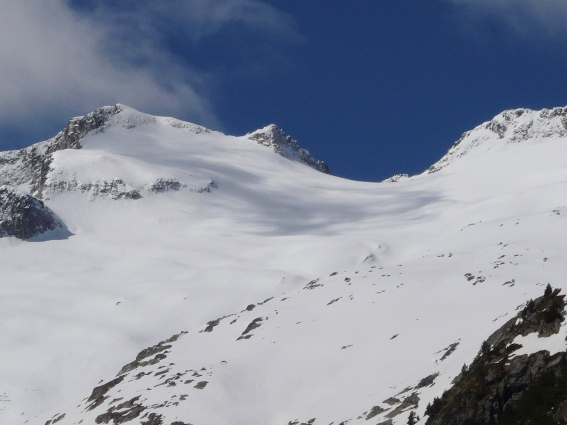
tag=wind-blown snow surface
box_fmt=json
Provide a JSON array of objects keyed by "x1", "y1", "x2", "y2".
[{"x1": 1, "y1": 105, "x2": 567, "y2": 425}]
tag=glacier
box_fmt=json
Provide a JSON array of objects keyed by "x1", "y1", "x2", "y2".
[{"x1": 1, "y1": 105, "x2": 567, "y2": 425}]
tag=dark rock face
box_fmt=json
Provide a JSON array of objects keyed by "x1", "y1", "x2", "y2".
[
  {"x1": 416, "y1": 373, "x2": 439, "y2": 389},
  {"x1": 194, "y1": 381, "x2": 208, "y2": 389},
  {"x1": 54, "y1": 105, "x2": 122, "y2": 152},
  {"x1": 95, "y1": 396, "x2": 145, "y2": 424},
  {"x1": 44, "y1": 413, "x2": 66, "y2": 425},
  {"x1": 385, "y1": 392, "x2": 419, "y2": 419},
  {"x1": 87, "y1": 376, "x2": 126, "y2": 411},
  {"x1": 426, "y1": 288, "x2": 567, "y2": 425},
  {"x1": 203, "y1": 318, "x2": 221, "y2": 333},
  {"x1": 140, "y1": 413, "x2": 164, "y2": 425},
  {"x1": 0, "y1": 105, "x2": 121, "y2": 197},
  {"x1": 366, "y1": 405, "x2": 386, "y2": 420},
  {"x1": 117, "y1": 332, "x2": 186, "y2": 376},
  {"x1": 237, "y1": 318, "x2": 263, "y2": 340},
  {"x1": 248, "y1": 125, "x2": 331, "y2": 174},
  {"x1": 77, "y1": 330, "x2": 196, "y2": 425},
  {"x1": 0, "y1": 186, "x2": 61, "y2": 239}
]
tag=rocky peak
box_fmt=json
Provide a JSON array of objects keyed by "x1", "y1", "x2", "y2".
[
  {"x1": 0, "y1": 105, "x2": 122, "y2": 197},
  {"x1": 247, "y1": 124, "x2": 331, "y2": 174},
  {"x1": 48, "y1": 104, "x2": 123, "y2": 153},
  {"x1": 428, "y1": 106, "x2": 567, "y2": 173}
]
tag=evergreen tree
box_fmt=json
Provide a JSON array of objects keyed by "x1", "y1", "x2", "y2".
[
  {"x1": 407, "y1": 411, "x2": 418, "y2": 425},
  {"x1": 527, "y1": 299, "x2": 535, "y2": 312},
  {"x1": 544, "y1": 283, "x2": 552, "y2": 297},
  {"x1": 425, "y1": 397, "x2": 443, "y2": 417}
]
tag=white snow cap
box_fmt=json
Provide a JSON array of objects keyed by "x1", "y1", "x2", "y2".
[
  {"x1": 2, "y1": 104, "x2": 567, "y2": 425},
  {"x1": 429, "y1": 106, "x2": 567, "y2": 173}
]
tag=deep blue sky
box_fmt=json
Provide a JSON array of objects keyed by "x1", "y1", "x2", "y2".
[
  {"x1": 210, "y1": 1, "x2": 567, "y2": 180},
  {"x1": 2, "y1": 0, "x2": 567, "y2": 181}
]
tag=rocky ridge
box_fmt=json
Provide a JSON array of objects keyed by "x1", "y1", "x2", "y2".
[
  {"x1": 43, "y1": 178, "x2": 217, "y2": 201},
  {"x1": 428, "y1": 106, "x2": 567, "y2": 173},
  {"x1": 0, "y1": 106, "x2": 121, "y2": 239},
  {"x1": 426, "y1": 286, "x2": 567, "y2": 425},
  {"x1": 0, "y1": 105, "x2": 329, "y2": 240},
  {"x1": 247, "y1": 124, "x2": 331, "y2": 174},
  {"x1": 0, "y1": 105, "x2": 122, "y2": 198},
  {"x1": 44, "y1": 270, "x2": 454, "y2": 425}
]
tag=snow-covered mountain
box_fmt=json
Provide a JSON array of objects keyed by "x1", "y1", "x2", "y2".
[
  {"x1": 1, "y1": 105, "x2": 567, "y2": 425},
  {"x1": 428, "y1": 106, "x2": 567, "y2": 173}
]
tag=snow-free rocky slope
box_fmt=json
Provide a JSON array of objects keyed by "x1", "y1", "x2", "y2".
[{"x1": 1, "y1": 105, "x2": 567, "y2": 425}]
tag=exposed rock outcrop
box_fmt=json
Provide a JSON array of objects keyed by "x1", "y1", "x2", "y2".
[
  {"x1": 426, "y1": 287, "x2": 567, "y2": 425},
  {"x1": 248, "y1": 124, "x2": 331, "y2": 174},
  {"x1": 44, "y1": 178, "x2": 217, "y2": 200},
  {"x1": 117, "y1": 332, "x2": 186, "y2": 376},
  {"x1": 45, "y1": 178, "x2": 142, "y2": 200},
  {"x1": 382, "y1": 174, "x2": 410, "y2": 183},
  {"x1": 0, "y1": 186, "x2": 61, "y2": 239},
  {"x1": 0, "y1": 105, "x2": 121, "y2": 197}
]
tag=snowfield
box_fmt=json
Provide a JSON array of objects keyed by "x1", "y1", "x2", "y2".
[{"x1": 1, "y1": 105, "x2": 567, "y2": 425}]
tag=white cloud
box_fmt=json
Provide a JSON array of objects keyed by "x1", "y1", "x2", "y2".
[
  {"x1": 448, "y1": 0, "x2": 567, "y2": 38},
  {"x1": 132, "y1": 0, "x2": 303, "y2": 43},
  {"x1": 0, "y1": 0, "x2": 301, "y2": 140}
]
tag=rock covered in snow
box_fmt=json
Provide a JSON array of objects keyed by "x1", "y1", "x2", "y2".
[
  {"x1": 0, "y1": 105, "x2": 122, "y2": 197},
  {"x1": 382, "y1": 174, "x2": 410, "y2": 183},
  {"x1": 0, "y1": 186, "x2": 60, "y2": 239},
  {"x1": 247, "y1": 124, "x2": 331, "y2": 174},
  {"x1": 426, "y1": 287, "x2": 566, "y2": 425},
  {"x1": 147, "y1": 178, "x2": 184, "y2": 193},
  {"x1": 429, "y1": 106, "x2": 567, "y2": 173},
  {"x1": 0, "y1": 106, "x2": 331, "y2": 206},
  {"x1": 45, "y1": 178, "x2": 143, "y2": 200}
]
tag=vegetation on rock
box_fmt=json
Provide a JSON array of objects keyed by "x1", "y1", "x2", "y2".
[{"x1": 426, "y1": 286, "x2": 566, "y2": 425}]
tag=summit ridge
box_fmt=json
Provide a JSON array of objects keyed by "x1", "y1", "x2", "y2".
[{"x1": 428, "y1": 106, "x2": 567, "y2": 173}]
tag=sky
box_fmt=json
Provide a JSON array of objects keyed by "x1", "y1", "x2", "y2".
[{"x1": 1, "y1": 0, "x2": 567, "y2": 181}]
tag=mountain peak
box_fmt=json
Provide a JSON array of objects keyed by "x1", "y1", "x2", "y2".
[
  {"x1": 428, "y1": 106, "x2": 567, "y2": 173},
  {"x1": 5, "y1": 103, "x2": 567, "y2": 425},
  {"x1": 247, "y1": 124, "x2": 331, "y2": 174}
]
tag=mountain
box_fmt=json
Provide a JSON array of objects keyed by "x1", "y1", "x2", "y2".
[
  {"x1": 1, "y1": 105, "x2": 567, "y2": 425},
  {"x1": 428, "y1": 106, "x2": 567, "y2": 173},
  {"x1": 247, "y1": 124, "x2": 331, "y2": 174}
]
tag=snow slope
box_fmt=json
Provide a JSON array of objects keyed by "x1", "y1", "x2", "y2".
[{"x1": 1, "y1": 105, "x2": 567, "y2": 425}]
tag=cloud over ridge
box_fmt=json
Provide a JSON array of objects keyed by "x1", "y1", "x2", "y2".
[{"x1": 0, "y1": 0, "x2": 301, "y2": 145}]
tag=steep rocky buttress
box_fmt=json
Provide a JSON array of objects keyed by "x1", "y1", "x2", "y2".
[
  {"x1": 0, "y1": 186, "x2": 61, "y2": 240},
  {"x1": 425, "y1": 286, "x2": 567, "y2": 425},
  {"x1": 0, "y1": 105, "x2": 122, "y2": 198}
]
